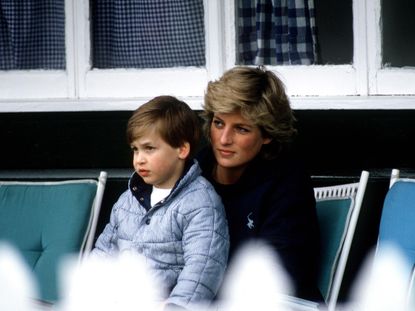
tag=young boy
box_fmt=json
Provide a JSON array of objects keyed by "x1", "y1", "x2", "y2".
[{"x1": 91, "y1": 96, "x2": 229, "y2": 310}]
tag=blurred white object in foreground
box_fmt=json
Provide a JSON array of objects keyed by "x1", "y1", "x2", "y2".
[
  {"x1": 350, "y1": 244, "x2": 412, "y2": 311},
  {"x1": 0, "y1": 243, "x2": 39, "y2": 311},
  {"x1": 57, "y1": 251, "x2": 162, "y2": 311},
  {"x1": 217, "y1": 241, "x2": 296, "y2": 311}
]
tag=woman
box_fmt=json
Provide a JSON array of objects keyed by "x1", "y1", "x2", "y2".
[{"x1": 197, "y1": 66, "x2": 322, "y2": 302}]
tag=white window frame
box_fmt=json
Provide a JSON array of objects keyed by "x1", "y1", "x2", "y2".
[
  {"x1": 0, "y1": 0, "x2": 414, "y2": 112},
  {"x1": 366, "y1": 0, "x2": 415, "y2": 95}
]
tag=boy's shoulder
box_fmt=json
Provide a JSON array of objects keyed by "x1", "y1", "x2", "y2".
[
  {"x1": 179, "y1": 173, "x2": 220, "y2": 202},
  {"x1": 185, "y1": 160, "x2": 219, "y2": 193},
  {"x1": 173, "y1": 174, "x2": 224, "y2": 214}
]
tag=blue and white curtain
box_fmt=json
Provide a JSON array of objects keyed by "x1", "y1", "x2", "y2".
[
  {"x1": 92, "y1": 0, "x2": 205, "y2": 69},
  {"x1": 0, "y1": 0, "x2": 205, "y2": 70},
  {"x1": 0, "y1": 0, "x2": 65, "y2": 70},
  {"x1": 237, "y1": 0, "x2": 317, "y2": 65}
]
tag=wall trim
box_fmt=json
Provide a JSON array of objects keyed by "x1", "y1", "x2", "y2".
[{"x1": 0, "y1": 95, "x2": 414, "y2": 112}]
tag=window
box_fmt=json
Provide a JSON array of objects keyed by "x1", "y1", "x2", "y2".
[
  {"x1": 381, "y1": 0, "x2": 415, "y2": 68},
  {"x1": 236, "y1": 0, "x2": 317, "y2": 65},
  {"x1": 314, "y1": 0, "x2": 353, "y2": 65},
  {"x1": 229, "y1": 0, "x2": 415, "y2": 99},
  {"x1": 0, "y1": 1, "x2": 66, "y2": 70},
  {"x1": 0, "y1": 0, "x2": 414, "y2": 111},
  {"x1": 0, "y1": 0, "x2": 216, "y2": 104},
  {"x1": 91, "y1": 1, "x2": 205, "y2": 69}
]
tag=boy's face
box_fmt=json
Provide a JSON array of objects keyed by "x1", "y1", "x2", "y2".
[{"x1": 130, "y1": 128, "x2": 189, "y2": 189}]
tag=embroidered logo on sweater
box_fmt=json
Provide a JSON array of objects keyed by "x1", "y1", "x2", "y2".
[{"x1": 247, "y1": 212, "x2": 254, "y2": 229}]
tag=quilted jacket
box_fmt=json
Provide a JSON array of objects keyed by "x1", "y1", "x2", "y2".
[{"x1": 92, "y1": 160, "x2": 229, "y2": 309}]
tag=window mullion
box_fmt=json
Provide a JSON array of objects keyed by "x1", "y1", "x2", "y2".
[
  {"x1": 353, "y1": 0, "x2": 369, "y2": 96},
  {"x1": 366, "y1": 0, "x2": 382, "y2": 95},
  {"x1": 223, "y1": 0, "x2": 236, "y2": 70},
  {"x1": 204, "y1": 0, "x2": 226, "y2": 81},
  {"x1": 71, "y1": 0, "x2": 91, "y2": 99},
  {"x1": 65, "y1": 0, "x2": 76, "y2": 98}
]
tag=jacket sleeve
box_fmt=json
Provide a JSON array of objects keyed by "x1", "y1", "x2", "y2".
[
  {"x1": 166, "y1": 188, "x2": 229, "y2": 308},
  {"x1": 90, "y1": 191, "x2": 128, "y2": 258}
]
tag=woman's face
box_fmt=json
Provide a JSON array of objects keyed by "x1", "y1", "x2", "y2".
[{"x1": 210, "y1": 112, "x2": 271, "y2": 179}]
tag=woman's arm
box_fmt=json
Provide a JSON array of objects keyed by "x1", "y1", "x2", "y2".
[{"x1": 257, "y1": 164, "x2": 321, "y2": 301}]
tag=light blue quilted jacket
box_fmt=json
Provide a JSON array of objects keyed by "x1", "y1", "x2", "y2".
[{"x1": 92, "y1": 160, "x2": 229, "y2": 309}]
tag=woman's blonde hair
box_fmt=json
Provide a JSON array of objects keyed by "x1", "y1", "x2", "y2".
[{"x1": 202, "y1": 66, "x2": 297, "y2": 159}]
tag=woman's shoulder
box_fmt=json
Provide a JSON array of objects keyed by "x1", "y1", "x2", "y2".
[
  {"x1": 176, "y1": 161, "x2": 223, "y2": 207},
  {"x1": 250, "y1": 148, "x2": 310, "y2": 180}
]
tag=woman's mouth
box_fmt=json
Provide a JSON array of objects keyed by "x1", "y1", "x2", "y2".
[{"x1": 217, "y1": 149, "x2": 234, "y2": 157}]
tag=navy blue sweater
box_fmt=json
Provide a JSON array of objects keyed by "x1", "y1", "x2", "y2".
[{"x1": 197, "y1": 147, "x2": 322, "y2": 302}]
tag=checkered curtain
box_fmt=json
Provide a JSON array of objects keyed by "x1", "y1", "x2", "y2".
[
  {"x1": 0, "y1": 1, "x2": 65, "y2": 70},
  {"x1": 91, "y1": 0, "x2": 205, "y2": 69},
  {"x1": 238, "y1": 0, "x2": 317, "y2": 65}
]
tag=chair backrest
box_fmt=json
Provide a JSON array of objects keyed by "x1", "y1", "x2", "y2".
[
  {"x1": 0, "y1": 171, "x2": 107, "y2": 303},
  {"x1": 377, "y1": 169, "x2": 415, "y2": 307},
  {"x1": 314, "y1": 170, "x2": 369, "y2": 311}
]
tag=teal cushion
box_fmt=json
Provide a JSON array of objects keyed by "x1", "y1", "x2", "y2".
[
  {"x1": 379, "y1": 181, "x2": 415, "y2": 267},
  {"x1": 0, "y1": 181, "x2": 97, "y2": 302},
  {"x1": 316, "y1": 197, "x2": 353, "y2": 301}
]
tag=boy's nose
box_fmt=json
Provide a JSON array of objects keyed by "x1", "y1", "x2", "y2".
[{"x1": 135, "y1": 153, "x2": 146, "y2": 164}]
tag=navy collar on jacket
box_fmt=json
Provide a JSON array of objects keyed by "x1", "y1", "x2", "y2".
[{"x1": 128, "y1": 159, "x2": 194, "y2": 211}]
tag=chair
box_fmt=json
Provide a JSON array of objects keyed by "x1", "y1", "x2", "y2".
[
  {"x1": 314, "y1": 170, "x2": 369, "y2": 311},
  {"x1": 376, "y1": 169, "x2": 415, "y2": 308},
  {"x1": 0, "y1": 171, "x2": 107, "y2": 303}
]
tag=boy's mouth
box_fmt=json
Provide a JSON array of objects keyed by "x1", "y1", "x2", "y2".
[{"x1": 138, "y1": 169, "x2": 150, "y2": 177}]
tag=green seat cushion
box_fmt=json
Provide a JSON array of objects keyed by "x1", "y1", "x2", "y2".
[
  {"x1": 316, "y1": 197, "x2": 353, "y2": 300},
  {"x1": 0, "y1": 181, "x2": 97, "y2": 302}
]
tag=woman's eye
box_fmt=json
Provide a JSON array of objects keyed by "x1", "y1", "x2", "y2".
[
  {"x1": 145, "y1": 146, "x2": 155, "y2": 151},
  {"x1": 213, "y1": 119, "x2": 223, "y2": 128},
  {"x1": 236, "y1": 126, "x2": 249, "y2": 133}
]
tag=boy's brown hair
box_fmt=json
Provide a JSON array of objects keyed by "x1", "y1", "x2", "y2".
[{"x1": 127, "y1": 95, "x2": 201, "y2": 158}]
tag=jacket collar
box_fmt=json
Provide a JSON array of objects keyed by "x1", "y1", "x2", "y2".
[{"x1": 128, "y1": 159, "x2": 198, "y2": 210}]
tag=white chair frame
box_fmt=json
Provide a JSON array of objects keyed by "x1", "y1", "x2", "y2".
[
  {"x1": 83, "y1": 171, "x2": 107, "y2": 254},
  {"x1": 314, "y1": 170, "x2": 369, "y2": 311}
]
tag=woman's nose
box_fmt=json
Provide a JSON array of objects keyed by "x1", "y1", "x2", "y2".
[{"x1": 220, "y1": 128, "x2": 233, "y2": 145}]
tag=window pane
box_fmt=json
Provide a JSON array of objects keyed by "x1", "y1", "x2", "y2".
[
  {"x1": 0, "y1": 1, "x2": 65, "y2": 70},
  {"x1": 382, "y1": 0, "x2": 415, "y2": 68},
  {"x1": 91, "y1": 0, "x2": 205, "y2": 69},
  {"x1": 314, "y1": 0, "x2": 353, "y2": 65},
  {"x1": 235, "y1": 0, "x2": 353, "y2": 66},
  {"x1": 236, "y1": 0, "x2": 317, "y2": 65}
]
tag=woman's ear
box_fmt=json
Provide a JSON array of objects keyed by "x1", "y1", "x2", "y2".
[
  {"x1": 263, "y1": 137, "x2": 272, "y2": 145},
  {"x1": 178, "y1": 142, "x2": 191, "y2": 160}
]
